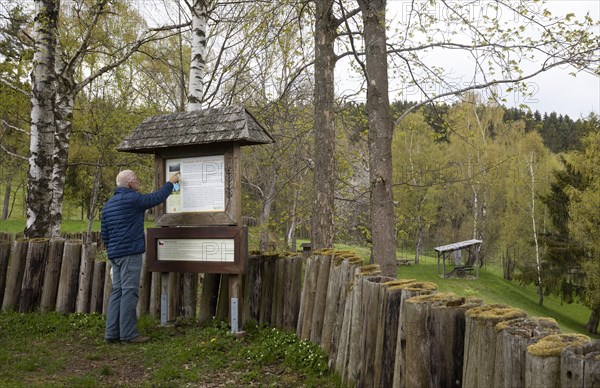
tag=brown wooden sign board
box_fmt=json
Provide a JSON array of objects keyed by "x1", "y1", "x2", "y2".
[
  {"x1": 146, "y1": 226, "x2": 248, "y2": 274},
  {"x1": 153, "y1": 143, "x2": 242, "y2": 226}
]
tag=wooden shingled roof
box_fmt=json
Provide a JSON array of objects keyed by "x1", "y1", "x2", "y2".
[{"x1": 117, "y1": 105, "x2": 274, "y2": 153}]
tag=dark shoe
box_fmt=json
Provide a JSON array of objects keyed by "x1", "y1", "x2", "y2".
[
  {"x1": 123, "y1": 336, "x2": 150, "y2": 344},
  {"x1": 105, "y1": 338, "x2": 120, "y2": 344}
]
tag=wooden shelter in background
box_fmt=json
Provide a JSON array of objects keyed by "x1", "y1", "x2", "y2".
[{"x1": 434, "y1": 239, "x2": 482, "y2": 278}]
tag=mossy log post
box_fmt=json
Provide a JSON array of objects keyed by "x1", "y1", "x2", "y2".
[
  {"x1": 19, "y1": 238, "x2": 50, "y2": 313},
  {"x1": 358, "y1": 275, "x2": 396, "y2": 388},
  {"x1": 242, "y1": 254, "x2": 262, "y2": 325},
  {"x1": 75, "y1": 243, "x2": 96, "y2": 313},
  {"x1": 216, "y1": 274, "x2": 229, "y2": 320},
  {"x1": 199, "y1": 273, "x2": 220, "y2": 323},
  {"x1": 310, "y1": 252, "x2": 333, "y2": 344},
  {"x1": 322, "y1": 252, "x2": 360, "y2": 354},
  {"x1": 392, "y1": 281, "x2": 439, "y2": 388},
  {"x1": 525, "y1": 334, "x2": 590, "y2": 388},
  {"x1": 328, "y1": 254, "x2": 363, "y2": 366},
  {"x1": 402, "y1": 292, "x2": 460, "y2": 388},
  {"x1": 39, "y1": 238, "x2": 65, "y2": 313},
  {"x1": 271, "y1": 256, "x2": 284, "y2": 328},
  {"x1": 182, "y1": 272, "x2": 198, "y2": 319},
  {"x1": 102, "y1": 261, "x2": 112, "y2": 315},
  {"x1": 168, "y1": 272, "x2": 180, "y2": 321},
  {"x1": 283, "y1": 255, "x2": 302, "y2": 331},
  {"x1": 300, "y1": 254, "x2": 320, "y2": 340},
  {"x1": 0, "y1": 241, "x2": 11, "y2": 304},
  {"x1": 493, "y1": 317, "x2": 561, "y2": 388},
  {"x1": 56, "y1": 240, "x2": 83, "y2": 314},
  {"x1": 561, "y1": 340, "x2": 600, "y2": 387},
  {"x1": 89, "y1": 261, "x2": 106, "y2": 313},
  {"x1": 428, "y1": 294, "x2": 484, "y2": 388},
  {"x1": 462, "y1": 304, "x2": 527, "y2": 388},
  {"x1": 149, "y1": 271, "x2": 161, "y2": 318},
  {"x1": 344, "y1": 264, "x2": 381, "y2": 387},
  {"x1": 1, "y1": 239, "x2": 28, "y2": 311},
  {"x1": 259, "y1": 255, "x2": 276, "y2": 326},
  {"x1": 296, "y1": 254, "x2": 313, "y2": 337},
  {"x1": 374, "y1": 279, "x2": 418, "y2": 388},
  {"x1": 137, "y1": 253, "x2": 151, "y2": 317}
]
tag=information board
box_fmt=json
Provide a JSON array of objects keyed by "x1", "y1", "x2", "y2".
[
  {"x1": 146, "y1": 226, "x2": 248, "y2": 274},
  {"x1": 165, "y1": 155, "x2": 225, "y2": 213},
  {"x1": 157, "y1": 239, "x2": 235, "y2": 262}
]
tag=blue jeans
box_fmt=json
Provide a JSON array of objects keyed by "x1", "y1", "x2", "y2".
[{"x1": 105, "y1": 254, "x2": 142, "y2": 341}]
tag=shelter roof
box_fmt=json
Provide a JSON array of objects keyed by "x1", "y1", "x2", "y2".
[
  {"x1": 117, "y1": 105, "x2": 274, "y2": 153},
  {"x1": 434, "y1": 239, "x2": 483, "y2": 253}
]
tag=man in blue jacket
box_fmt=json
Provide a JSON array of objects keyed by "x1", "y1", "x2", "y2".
[{"x1": 101, "y1": 169, "x2": 179, "y2": 343}]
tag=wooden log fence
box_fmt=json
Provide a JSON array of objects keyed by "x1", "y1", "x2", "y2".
[
  {"x1": 462, "y1": 304, "x2": 527, "y2": 388},
  {"x1": 493, "y1": 317, "x2": 561, "y2": 388},
  {"x1": 526, "y1": 334, "x2": 591, "y2": 388},
  {"x1": 560, "y1": 340, "x2": 600, "y2": 387},
  {"x1": 1, "y1": 240, "x2": 597, "y2": 388}
]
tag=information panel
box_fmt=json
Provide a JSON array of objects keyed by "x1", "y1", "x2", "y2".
[
  {"x1": 146, "y1": 226, "x2": 248, "y2": 274},
  {"x1": 157, "y1": 239, "x2": 235, "y2": 262},
  {"x1": 166, "y1": 155, "x2": 225, "y2": 213}
]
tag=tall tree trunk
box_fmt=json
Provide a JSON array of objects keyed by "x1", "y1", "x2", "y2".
[
  {"x1": 2, "y1": 175, "x2": 11, "y2": 220},
  {"x1": 358, "y1": 0, "x2": 396, "y2": 277},
  {"x1": 528, "y1": 151, "x2": 543, "y2": 305},
  {"x1": 187, "y1": 0, "x2": 208, "y2": 111},
  {"x1": 25, "y1": 0, "x2": 59, "y2": 238},
  {"x1": 259, "y1": 171, "x2": 278, "y2": 251},
  {"x1": 311, "y1": 0, "x2": 336, "y2": 250},
  {"x1": 585, "y1": 308, "x2": 599, "y2": 335},
  {"x1": 50, "y1": 74, "x2": 76, "y2": 237}
]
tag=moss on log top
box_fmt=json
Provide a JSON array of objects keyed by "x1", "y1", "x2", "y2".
[{"x1": 527, "y1": 334, "x2": 591, "y2": 357}]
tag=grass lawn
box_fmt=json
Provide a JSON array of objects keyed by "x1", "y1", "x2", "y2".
[{"x1": 0, "y1": 313, "x2": 341, "y2": 387}]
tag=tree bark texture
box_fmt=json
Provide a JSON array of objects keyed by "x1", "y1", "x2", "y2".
[
  {"x1": 525, "y1": 334, "x2": 590, "y2": 388},
  {"x1": 493, "y1": 317, "x2": 561, "y2": 388},
  {"x1": 102, "y1": 261, "x2": 112, "y2": 315},
  {"x1": 311, "y1": 0, "x2": 336, "y2": 250},
  {"x1": 181, "y1": 273, "x2": 198, "y2": 319},
  {"x1": 137, "y1": 253, "x2": 151, "y2": 317},
  {"x1": 392, "y1": 281, "x2": 439, "y2": 388},
  {"x1": 75, "y1": 243, "x2": 96, "y2": 313},
  {"x1": 243, "y1": 254, "x2": 263, "y2": 325},
  {"x1": 310, "y1": 253, "x2": 333, "y2": 344},
  {"x1": 560, "y1": 340, "x2": 600, "y2": 388},
  {"x1": 55, "y1": 240, "x2": 82, "y2": 314},
  {"x1": 462, "y1": 304, "x2": 527, "y2": 388},
  {"x1": 25, "y1": 0, "x2": 59, "y2": 238},
  {"x1": 187, "y1": 0, "x2": 208, "y2": 111},
  {"x1": 198, "y1": 273, "x2": 220, "y2": 323},
  {"x1": 19, "y1": 238, "x2": 50, "y2": 312},
  {"x1": 2, "y1": 239, "x2": 28, "y2": 311},
  {"x1": 322, "y1": 253, "x2": 363, "y2": 357},
  {"x1": 0, "y1": 241, "x2": 11, "y2": 304},
  {"x1": 89, "y1": 260, "x2": 105, "y2": 314},
  {"x1": 428, "y1": 295, "x2": 484, "y2": 388},
  {"x1": 344, "y1": 265, "x2": 382, "y2": 386},
  {"x1": 359, "y1": 275, "x2": 396, "y2": 387},
  {"x1": 358, "y1": 0, "x2": 396, "y2": 277},
  {"x1": 374, "y1": 280, "x2": 418, "y2": 388},
  {"x1": 39, "y1": 237, "x2": 65, "y2": 312}
]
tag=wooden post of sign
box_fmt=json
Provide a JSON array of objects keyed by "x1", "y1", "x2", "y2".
[
  {"x1": 229, "y1": 274, "x2": 242, "y2": 333},
  {"x1": 160, "y1": 272, "x2": 169, "y2": 325}
]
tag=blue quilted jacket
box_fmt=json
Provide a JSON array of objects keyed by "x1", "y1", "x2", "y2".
[{"x1": 101, "y1": 182, "x2": 173, "y2": 259}]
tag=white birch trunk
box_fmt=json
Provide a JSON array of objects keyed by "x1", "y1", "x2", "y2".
[
  {"x1": 26, "y1": 0, "x2": 60, "y2": 238},
  {"x1": 528, "y1": 151, "x2": 543, "y2": 305},
  {"x1": 187, "y1": 0, "x2": 209, "y2": 111}
]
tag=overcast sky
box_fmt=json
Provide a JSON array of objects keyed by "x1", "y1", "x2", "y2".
[{"x1": 337, "y1": 0, "x2": 599, "y2": 119}]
